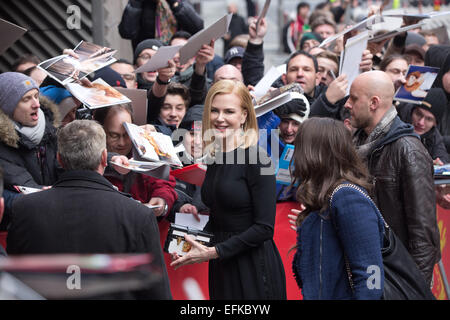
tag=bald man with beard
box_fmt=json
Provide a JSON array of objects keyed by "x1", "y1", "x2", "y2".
[{"x1": 345, "y1": 71, "x2": 441, "y2": 286}]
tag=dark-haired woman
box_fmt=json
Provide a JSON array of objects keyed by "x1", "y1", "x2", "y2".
[{"x1": 291, "y1": 117, "x2": 384, "y2": 300}]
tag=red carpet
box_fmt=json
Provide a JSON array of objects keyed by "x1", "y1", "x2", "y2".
[{"x1": 159, "y1": 201, "x2": 303, "y2": 300}]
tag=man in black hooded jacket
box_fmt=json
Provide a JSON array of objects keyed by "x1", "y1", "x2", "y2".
[
  {"x1": 425, "y1": 45, "x2": 450, "y2": 153},
  {"x1": 345, "y1": 71, "x2": 441, "y2": 285}
]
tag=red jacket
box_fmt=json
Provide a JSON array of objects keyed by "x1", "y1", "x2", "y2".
[{"x1": 106, "y1": 172, "x2": 178, "y2": 214}]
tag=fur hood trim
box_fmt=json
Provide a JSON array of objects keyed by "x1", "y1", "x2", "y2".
[{"x1": 0, "y1": 96, "x2": 60, "y2": 148}]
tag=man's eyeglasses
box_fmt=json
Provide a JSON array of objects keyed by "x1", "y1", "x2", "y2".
[
  {"x1": 120, "y1": 73, "x2": 136, "y2": 81},
  {"x1": 138, "y1": 53, "x2": 153, "y2": 61}
]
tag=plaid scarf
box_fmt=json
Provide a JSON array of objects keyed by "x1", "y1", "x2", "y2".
[
  {"x1": 354, "y1": 105, "x2": 398, "y2": 160},
  {"x1": 156, "y1": 0, "x2": 177, "y2": 45}
]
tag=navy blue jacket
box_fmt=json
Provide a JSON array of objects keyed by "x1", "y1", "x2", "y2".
[{"x1": 293, "y1": 185, "x2": 384, "y2": 300}]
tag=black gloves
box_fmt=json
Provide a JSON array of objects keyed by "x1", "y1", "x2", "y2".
[{"x1": 274, "y1": 98, "x2": 307, "y2": 119}]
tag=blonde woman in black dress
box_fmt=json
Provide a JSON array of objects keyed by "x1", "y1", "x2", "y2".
[{"x1": 171, "y1": 80, "x2": 286, "y2": 299}]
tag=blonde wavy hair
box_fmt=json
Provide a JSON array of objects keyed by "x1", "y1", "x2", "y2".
[{"x1": 202, "y1": 80, "x2": 258, "y2": 155}]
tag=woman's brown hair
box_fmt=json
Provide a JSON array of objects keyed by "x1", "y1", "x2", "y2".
[{"x1": 291, "y1": 117, "x2": 372, "y2": 226}]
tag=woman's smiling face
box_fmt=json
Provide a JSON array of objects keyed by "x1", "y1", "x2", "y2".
[{"x1": 209, "y1": 93, "x2": 247, "y2": 141}]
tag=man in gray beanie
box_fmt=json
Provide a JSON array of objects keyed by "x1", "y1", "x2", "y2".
[
  {"x1": 0, "y1": 72, "x2": 39, "y2": 120},
  {"x1": 0, "y1": 72, "x2": 61, "y2": 232}
]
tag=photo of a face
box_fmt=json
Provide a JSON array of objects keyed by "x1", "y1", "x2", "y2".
[
  {"x1": 393, "y1": 65, "x2": 440, "y2": 104},
  {"x1": 404, "y1": 71, "x2": 423, "y2": 92},
  {"x1": 66, "y1": 78, "x2": 130, "y2": 109}
]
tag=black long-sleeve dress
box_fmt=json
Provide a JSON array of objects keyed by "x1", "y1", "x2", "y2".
[{"x1": 201, "y1": 146, "x2": 287, "y2": 300}]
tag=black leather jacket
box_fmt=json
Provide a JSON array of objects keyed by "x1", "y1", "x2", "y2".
[{"x1": 359, "y1": 117, "x2": 441, "y2": 284}]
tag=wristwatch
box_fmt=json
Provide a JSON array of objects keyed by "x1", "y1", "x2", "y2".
[
  {"x1": 156, "y1": 76, "x2": 171, "y2": 85},
  {"x1": 162, "y1": 203, "x2": 168, "y2": 217}
]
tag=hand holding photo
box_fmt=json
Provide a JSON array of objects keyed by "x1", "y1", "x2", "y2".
[
  {"x1": 66, "y1": 78, "x2": 131, "y2": 109},
  {"x1": 38, "y1": 41, "x2": 117, "y2": 85},
  {"x1": 394, "y1": 65, "x2": 440, "y2": 104},
  {"x1": 123, "y1": 122, "x2": 183, "y2": 167}
]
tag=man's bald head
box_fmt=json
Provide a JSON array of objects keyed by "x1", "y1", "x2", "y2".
[
  {"x1": 214, "y1": 64, "x2": 244, "y2": 83},
  {"x1": 345, "y1": 71, "x2": 397, "y2": 135},
  {"x1": 354, "y1": 71, "x2": 395, "y2": 110}
]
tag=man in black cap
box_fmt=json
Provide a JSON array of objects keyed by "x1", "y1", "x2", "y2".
[
  {"x1": 398, "y1": 88, "x2": 449, "y2": 163},
  {"x1": 224, "y1": 46, "x2": 245, "y2": 72},
  {"x1": 134, "y1": 38, "x2": 165, "y2": 90},
  {"x1": 92, "y1": 66, "x2": 127, "y2": 89},
  {"x1": 404, "y1": 44, "x2": 425, "y2": 67}
]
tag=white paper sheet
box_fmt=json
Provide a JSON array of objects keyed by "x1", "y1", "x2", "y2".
[
  {"x1": 383, "y1": 10, "x2": 450, "y2": 20},
  {"x1": 277, "y1": 63, "x2": 286, "y2": 75},
  {"x1": 319, "y1": 15, "x2": 382, "y2": 48},
  {"x1": 175, "y1": 212, "x2": 209, "y2": 231},
  {"x1": 179, "y1": 14, "x2": 232, "y2": 65},
  {"x1": 369, "y1": 21, "x2": 426, "y2": 43},
  {"x1": 340, "y1": 31, "x2": 370, "y2": 96},
  {"x1": 255, "y1": 91, "x2": 310, "y2": 118},
  {"x1": 134, "y1": 45, "x2": 182, "y2": 73},
  {"x1": 253, "y1": 66, "x2": 283, "y2": 100}
]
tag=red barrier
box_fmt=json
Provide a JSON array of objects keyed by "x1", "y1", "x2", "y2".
[
  {"x1": 161, "y1": 202, "x2": 450, "y2": 300},
  {"x1": 432, "y1": 205, "x2": 450, "y2": 300},
  {"x1": 159, "y1": 202, "x2": 303, "y2": 300},
  {"x1": 159, "y1": 219, "x2": 210, "y2": 300},
  {"x1": 273, "y1": 201, "x2": 303, "y2": 300}
]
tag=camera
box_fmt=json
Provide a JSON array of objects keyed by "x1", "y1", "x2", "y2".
[{"x1": 75, "y1": 105, "x2": 93, "y2": 120}]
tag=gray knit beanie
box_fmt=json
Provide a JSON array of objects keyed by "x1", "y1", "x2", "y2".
[
  {"x1": 134, "y1": 39, "x2": 164, "y2": 64},
  {"x1": 0, "y1": 72, "x2": 39, "y2": 118}
]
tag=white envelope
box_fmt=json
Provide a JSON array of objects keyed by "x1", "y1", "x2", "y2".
[{"x1": 175, "y1": 212, "x2": 209, "y2": 231}]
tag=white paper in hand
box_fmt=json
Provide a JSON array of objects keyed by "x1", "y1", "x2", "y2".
[
  {"x1": 179, "y1": 14, "x2": 232, "y2": 65},
  {"x1": 175, "y1": 212, "x2": 209, "y2": 231},
  {"x1": 340, "y1": 31, "x2": 370, "y2": 96},
  {"x1": 253, "y1": 66, "x2": 283, "y2": 100},
  {"x1": 134, "y1": 45, "x2": 182, "y2": 73}
]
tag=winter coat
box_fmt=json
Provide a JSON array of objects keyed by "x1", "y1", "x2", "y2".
[
  {"x1": 118, "y1": 0, "x2": 204, "y2": 50},
  {"x1": 356, "y1": 116, "x2": 441, "y2": 284},
  {"x1": 242, "y1": 42, "x2": 265, "y2": 87},
  {"x1": 0, "y1": 96, "x2": 62, "y2": 189},
  {"x1": 425, "y1": 45, "x2": 450, "y2": 152},
  {"x1": 6, "y1": 169, "x2": 172, "y2": 299},
  {"x1": 104, "y1": 167, "x2": 178, "y2": 215},
  {"x1": 397, "y1": 102, "x2": 450, "y2": 163},
  {"x1": 293, "y1": 184, "x2": 384, "y2": 300}
]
